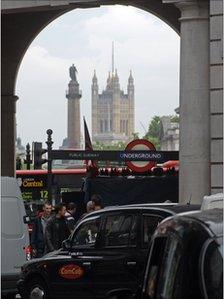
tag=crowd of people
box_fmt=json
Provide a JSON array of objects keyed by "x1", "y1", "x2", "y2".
[{"x1": 30, "y1": 195, "x2": 102, "y2": 258}]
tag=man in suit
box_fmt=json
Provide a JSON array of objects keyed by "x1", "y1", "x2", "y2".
[{"x1": 31, "y1": 201, "x2": 52, "y2": 258}]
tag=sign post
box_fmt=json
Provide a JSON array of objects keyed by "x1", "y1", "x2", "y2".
[
  {"x1": 46, "y1": 129, "x2": 53, "y2": 203},
  {"x1": 24, "y1": 143, "x2": 32, "y2": 170}
]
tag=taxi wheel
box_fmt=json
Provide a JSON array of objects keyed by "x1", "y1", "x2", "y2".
[{"x1": 27, "y1": 277, "x2": 49, "y2": 299}]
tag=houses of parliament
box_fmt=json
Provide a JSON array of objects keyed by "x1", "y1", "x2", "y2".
[
  {"x1": 91, "y1": 68, "x2": 135, "y2": 144},
  {"x1": 64, "y1": 50, "x2": 135, "y2": 148}
]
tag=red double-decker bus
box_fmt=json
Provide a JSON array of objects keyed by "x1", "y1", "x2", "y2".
[
  {"x1": 16, "y1": 169, "x2": 86, "y2": 203},
  {"x1": 16, "y1": 161, "x2": 179, "y2": 209}
]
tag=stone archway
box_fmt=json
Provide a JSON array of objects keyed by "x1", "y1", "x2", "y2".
[{"x1": 1, "y1": 0, "x2": 213, "y2": 203}]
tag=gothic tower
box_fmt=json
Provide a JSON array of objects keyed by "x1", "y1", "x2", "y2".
[
  {"x1": 112, "y1": 69, "x2": 121, "y2": 135},
  {"x1": 91, "y1": 44, "x2": 135, "y2": 144},
  {"x1": 128, "y1": 70, "x2": 135, "y2": 139},
  {"x1": 66, "y1": 64, "x2": 81, "y2": 148}
]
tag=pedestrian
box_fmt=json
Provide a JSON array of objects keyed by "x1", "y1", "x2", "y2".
[
  {"x1": 65, "y1": 202, "x2": 77, "y2": 233},
  {"x1": 78, "y1": 201, "x2": 94, "y2": 221},
  {"x1": 31, "y1": 201, "x2": 52, "y2": 258},
  {"x1": 45, "y1": 203, "x2": 70, "y2": 253},
  {"x1": 86, "y1": 201, "x2": 94, "y2": 213},
  {"x1": 91, "y1": 194, "x2": 103, "y2": 211}
]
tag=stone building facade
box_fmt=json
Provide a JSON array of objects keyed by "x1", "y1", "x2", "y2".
[
  {"x1": 160, "y1": 116, "x2": 179, "y2": 151},
  {"x1": 92, "y1": 70, "x2": 135, "y2": 144}
]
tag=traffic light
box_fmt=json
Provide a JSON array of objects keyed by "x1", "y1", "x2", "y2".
[
  {"x1": 16, "y1": 157, "x2": 22, "y2": 170},
  {"x1": 33, "y1": 142, "x2": 47, "y2": 169}
]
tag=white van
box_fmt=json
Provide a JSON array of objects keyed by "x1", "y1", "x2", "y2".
[{"x1": 1, "y1": 177, "x2": 30, "y2": 298}]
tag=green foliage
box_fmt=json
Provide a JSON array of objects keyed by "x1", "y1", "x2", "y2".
[
  {"x1": 143, "y1": 114, "x2": 179, "y2": 150},
  {"x1": 132, "y1": 132, "x2": 140, "y2": 140},
  {"x1": 93, "y1": 141, "x2": 126, "y2": 150},
  {"x1": 93, "y1": 114, "x2": 179, "y2": 152},
  {"x1": 145, "y1": 116, "x2": 162, "y2": 139},
  {"x1": 93, "y1": 141, "x2": 126, "y2": 167},
  {"x1": 144, "y1": 136, "x2": 161, "y2": 150},
  {"x1": 143, "y1": 116, "x2": 162, "y2": 149},
  {"x1": 170, "y1": 115, "x2": 179, "y2": 123}
]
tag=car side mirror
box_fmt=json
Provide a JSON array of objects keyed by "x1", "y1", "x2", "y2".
[
  {"x1": 106, "y1": 289, "x2": 135, "y2": 299},
  {"x1": 62, "y1": 239, "x2": 72, "y2": 250}
]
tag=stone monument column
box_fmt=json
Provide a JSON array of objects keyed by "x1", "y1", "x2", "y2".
[
  {"x1": 176, "y1": 0, "x2": 210, "y2": 203},
  {"x1": 66, "y1": 65, "x2": 81, "y2": 149},
  {"x1": 1, "y1": 95, "x2": 18, "y2": 176},
  {"x1": 91, "y1": 70, "x2": 98, "y2": 140}
]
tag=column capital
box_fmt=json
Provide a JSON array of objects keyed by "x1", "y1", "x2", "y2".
[{"x1": 163, "y1": 0, "x2": 209, "y2": 21}]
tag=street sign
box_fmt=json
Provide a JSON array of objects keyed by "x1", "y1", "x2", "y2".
[
  {"x1": 51, "y1": 149, "x2": 178, "y2": 163},
  {"x1": 125, "y1": 139, "x2": 156, "y2": 172}
]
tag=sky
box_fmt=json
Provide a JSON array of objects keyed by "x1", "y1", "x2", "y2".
[{"x1": 16, "y1": 5, "x2": 180, "y2": 149}]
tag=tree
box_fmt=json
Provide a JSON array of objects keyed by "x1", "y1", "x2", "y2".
[
  {"x1": 146, "y1": 116, "x2": 162, "y2": 139},
  {"x1": 144, "y1": 136, "x2": 161, "y2": 150},
  {"x1": 170, "y1": 115, "x2": 179, "y2": 123},
  {"x1": 143, "y1": 116, "x2": 162, "y2": 149},
  {"x1": 143, "y1": 114, "x2": 179, "y2": 150},
  {"x1": 132, "y1": 132, "x2": 140, "y2": 140},
  {"x1": 93, "y1": 141, "x2": 126, "y2": 151}
]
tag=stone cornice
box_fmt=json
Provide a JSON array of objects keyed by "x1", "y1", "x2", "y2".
[{"x1": 163, "y1": 0, "x2": 209, "y2": 20}]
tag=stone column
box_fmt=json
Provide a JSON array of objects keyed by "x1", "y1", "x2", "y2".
[
  {"x1": 177, "y1": 0, "x2": 210, "y2": 204},
  {"x1": 1, "y1": 95, "x2": 18, "y2": 177},
  {"x1": 209, "y1": 0, "x2": 223, "y2": 194}
]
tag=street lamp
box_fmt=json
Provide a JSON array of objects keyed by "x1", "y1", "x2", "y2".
[{"x1": 46, "y1": 129, "x2": 53, "y2": 203}]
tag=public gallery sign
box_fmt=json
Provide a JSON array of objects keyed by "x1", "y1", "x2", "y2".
[{"x1": 51, "y1": 150, "x2": 178, "y2": 163}]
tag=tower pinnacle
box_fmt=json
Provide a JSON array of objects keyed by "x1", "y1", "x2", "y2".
[
  {"x1": 115, "y1": 69, "x2": 119, "y2": 80},
  {"x1": 128, "y1": 70, "x2": 134, "y2": 84},
  {"x1": 112, "y1": 41, "x2": 115, "y2": 75},
  {"x1": 106, "y1": 71, "x2": 111, "y2": 88},
  {"x1": 92, "y1": 69, "x2": 97, "y2": 83}
]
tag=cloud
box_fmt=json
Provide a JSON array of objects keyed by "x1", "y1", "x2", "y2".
[{"x1": 16, "y1": 5, "x2": 179, "y2": 148}]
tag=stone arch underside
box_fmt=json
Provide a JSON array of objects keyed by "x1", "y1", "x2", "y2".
[
  {"x1": 3, "y1": 0, "x2": 219, "y2": 203},
  {"x1": 1, "y1": 0, "x2": 180, "y2": 96}
]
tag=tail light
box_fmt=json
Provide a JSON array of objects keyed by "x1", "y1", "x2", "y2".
[
  {"x1": 28, "y1": 223, "x2": 33, "y2": 234},
  {"x1": 24, "y1": 245, "x2": 33, "y2": 261}
]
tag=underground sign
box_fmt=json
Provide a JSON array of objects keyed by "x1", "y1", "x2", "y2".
[
  {"x1": 125, "y1": 139, "x2": 156, "y2": 172},
  {"x1": 59, "y1": 264, "x2": 84, "y2": 280}
]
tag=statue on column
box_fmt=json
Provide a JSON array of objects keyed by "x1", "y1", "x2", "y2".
[{"x1": 69, "y1": 64, "x2": 78, "y2": 82}]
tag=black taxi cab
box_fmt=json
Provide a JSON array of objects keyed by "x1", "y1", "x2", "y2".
[
  {"x1": 108, "y1": 208, "x2": 223, "y2": 299},
  {"x1": 17, "y1": 203, "x2": 200, "y2": 299}
]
